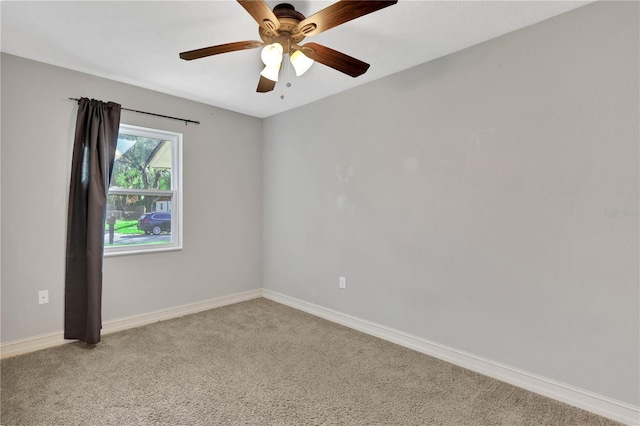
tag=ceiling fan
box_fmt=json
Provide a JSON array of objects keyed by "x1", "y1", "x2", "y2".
[{"x1": 179, "y1": 0, "x2": 398, "y2": 93}]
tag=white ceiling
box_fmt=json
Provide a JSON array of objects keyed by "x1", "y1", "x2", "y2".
[{"x1": 1, "y1": 1, "x2": 591, "y2": 118}]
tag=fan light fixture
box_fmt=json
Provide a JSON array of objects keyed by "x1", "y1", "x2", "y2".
[
  {"x1": 261, "y1": 43, "x2": 283, "y2": 66},
  {"x1": 290, "y1": 50, "x2": 314, "y2": 76},
  {"x1": 260, "y1": 64, "x2": 281, "y2": 82},
  {"x1": 260, "y1": 43, "x2": 283, "y2": 82}
]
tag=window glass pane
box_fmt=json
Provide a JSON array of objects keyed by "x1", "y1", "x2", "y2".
[
  {"x1": 111, "y1": 134, "x2": 172, "y2": 190},
  {"x1": 105, "y1": 194, "x2": 173, "y2": 248}
]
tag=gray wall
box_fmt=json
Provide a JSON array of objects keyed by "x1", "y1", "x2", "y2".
[
  {"x1": 1, "y1": 54, "x2": 263, "y2": 342},
  {"x1": 263, "y1": 1, "x2": 639, "y2": 406}
]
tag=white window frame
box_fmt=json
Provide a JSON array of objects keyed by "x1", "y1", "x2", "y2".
[{"x1": 104, "y1": 124, "x2": 183, "y2": 257}]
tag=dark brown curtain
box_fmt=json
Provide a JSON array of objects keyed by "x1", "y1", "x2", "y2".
[{"x1": 65, "y1": 98, "x2": 121, "y2": 344}]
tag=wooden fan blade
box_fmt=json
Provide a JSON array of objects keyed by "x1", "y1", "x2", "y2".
[
  {"x1": 296, "y1": 0, "x2": 397, "y2": 37},
  {"x1": 301, "y1": 43, "x2": 370, "y2": 77},
  {"x1": 180, "y1": 41, "x2": 262, "y2": 61},
  {"x1": 257, "y1": 75, "x2": 276, "y2": 93},
  {"x1": 237, "y1": 0, "x2": 280, "y2": 34}
]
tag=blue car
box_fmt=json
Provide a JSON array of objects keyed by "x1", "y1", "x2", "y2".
[{"x1": 137, "y1": 212, "x2": 171, "y2": 235}]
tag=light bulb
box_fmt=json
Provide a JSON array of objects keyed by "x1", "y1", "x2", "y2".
[
  {"x1": 260, "y1": 64, "x2": 280, "y2": 82},
  {"x1": 290, "y1": 50, "x2": 314, "y2": 76},
  {"x1": 261, "y1": 43, "x2": 283, "y2": 67}
]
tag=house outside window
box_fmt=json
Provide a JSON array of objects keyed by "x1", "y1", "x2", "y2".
[{"x1": 104, "y1": 124, "x2": 183, "y2": 256}]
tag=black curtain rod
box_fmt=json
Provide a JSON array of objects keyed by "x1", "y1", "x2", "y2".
[{"x1": 68, "y1": 98, "x2": 200, "y2": 125}]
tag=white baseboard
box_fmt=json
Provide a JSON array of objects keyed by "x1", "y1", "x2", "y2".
[
  {"x1": 102, "y1": 288, "x2": 262, "y2": 335},
  {"x1": 262, "y1": 289, "x2": 640, "y2": 426},
  {"x1": 0, "y1": 289, "x2": 262, "y2": 360},
  {"x1": 0, "y1": 329, "x2": 78, "y2": 360}
]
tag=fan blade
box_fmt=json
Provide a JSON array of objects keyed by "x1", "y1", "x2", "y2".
[
  {"x1": 237, "y1": 0, "x2": 280, "y2": 34},
  {"x1": 180, "y1": 41, "x2": 262, "y2": 61},
  {"x1": 257, "y1": 75, "x2": 276, "y2": 93},
  {"x1": 296, "y1": 0, "x2": 397, "y2": 37},
  {"x1": 300, "y1": 43, "x2": 370, "y2": 77}
]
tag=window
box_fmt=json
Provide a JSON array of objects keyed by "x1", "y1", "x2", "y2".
[{"x1": 104, "y1": 124, "x2": 183, "y2": 256}]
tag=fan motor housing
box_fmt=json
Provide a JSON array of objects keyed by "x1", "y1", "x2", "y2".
[{"x1": 259, "y1": 3, "x2": 306, "y2": 50}]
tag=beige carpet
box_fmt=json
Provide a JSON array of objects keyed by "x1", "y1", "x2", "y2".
[{"x1": 1, "y1": 298, "x2": 621, "y2": 425}]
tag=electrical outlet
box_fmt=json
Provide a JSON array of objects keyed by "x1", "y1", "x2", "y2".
[
  {"x1": 38, "y1": 290, "x2": 49, "y2": 304},
  {"x1": 339, "y1": 276, "x2": 346, "y2": 289}
]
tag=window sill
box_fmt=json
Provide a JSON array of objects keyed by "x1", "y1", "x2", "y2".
[{"x1": 104, "y1": 245, "x2": 183, "y2": 258}]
